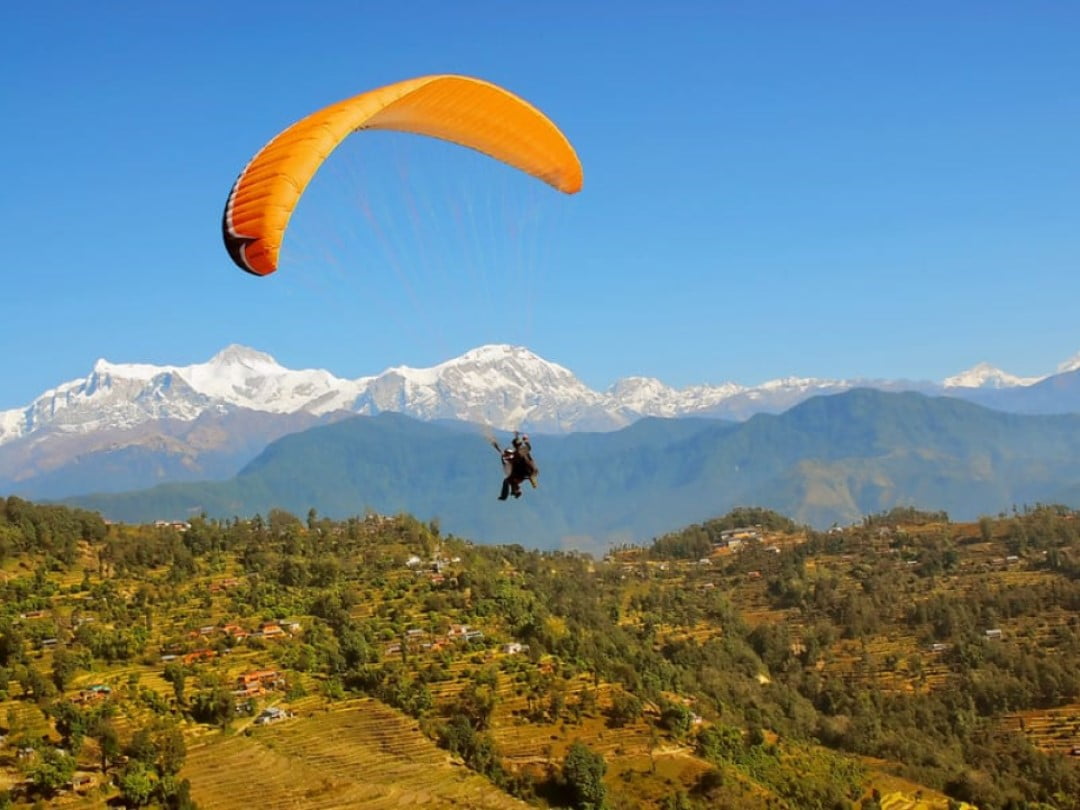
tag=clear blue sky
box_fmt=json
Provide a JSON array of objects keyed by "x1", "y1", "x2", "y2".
[{"x1": 3, "y1": 1, "x2": 1077, "y2": 407}]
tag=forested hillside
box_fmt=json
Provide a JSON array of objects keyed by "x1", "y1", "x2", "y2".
[
  {"x1": 0, "y1": 497, "x2": 1078, "y2": 808},
  {"x1": 67, "y1": 389, "x2": 1080, "y2": 547}
]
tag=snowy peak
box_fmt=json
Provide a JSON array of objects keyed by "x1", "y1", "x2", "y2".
[
  {"x1": 1057, "y1": 352, "x2": 1080, "y2": 375},
  {"x1": 356, "y1": 344, "x2": 606, "y2": 432},
  {"x1": 608, "y1": 376, "x2": 675, "y2": 400},
  {"x1": 91, "y1": 357, "x2": 168, "y2": 381},
  {"x1": 389, "y1": 344, "x2": 580, "y2": 387},
  {"x1": 207, "y1": 344, "x2": 282, "y2": 370},
  {"x1": 454, "y1": 344, "x2": 551, "y2": 367},
  {"x1": 943, "y1": 362, "x2": 1043, "y2": 389},
  {"x1": 4, "y1": 344, "x2": 1080, "y2": 448},
  {"x1": 0, "y1": 347, "x2": 360, "y2": 446},
  {"x1": 181, "y1": 347, "x2": 357, "y2": 414},
  {"x1": 605, "y1": 376, "x2": 745, "y2": 417}
]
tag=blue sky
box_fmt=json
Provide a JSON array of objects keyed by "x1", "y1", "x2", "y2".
[{"x1": 3, "y1": 1, "x2": 1077, "y2": 407}]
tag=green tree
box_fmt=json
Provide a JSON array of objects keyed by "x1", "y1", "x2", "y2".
[
  {"x1": 46, "y1": 701, "x2": 90, "y2": 753},
  {"x1": 27, "y1": 747, "x2": 76, "y2": 797},
  {"x1": 50, "y1": 647, "x2": 79, "y2": 692},
  {"x1": 607, "y1": 689, "x2": 642, "y2": 728},
  {"x1": 189, "y1": 687, "x2": 233, "y2": 728},
  {"x1": 156, "y1": 724, "x2": 187, "y2": 776},
  {"x1": 659, "y1": 700, "x2": 693, "y2": 738},
  {"x1": 563, "y1": 741, "x2": 607, "y2": 810},
  {"x1": 697, "y1": 724, "x2": 743, "y2": 763},
  {"x1": 163, "y1": 662, "x2": 186, "y2": 705},
  {"x1": 118, "y1": 760, "x2": 156, "y2": 807},
  {"x1": 456, "y1": 681, "x2": 497, "y2": 730},
  {"x1": 90, "y1": 717, "x2": 121, "y2": 774}
]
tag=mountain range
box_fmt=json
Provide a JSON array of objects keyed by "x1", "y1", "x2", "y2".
[
  {"x1": 65, "y1": 389, "x2": 1080, "y2": 550},
  {"x1": 2, "y1": 343, "x2": 1080, "y2": 501}
]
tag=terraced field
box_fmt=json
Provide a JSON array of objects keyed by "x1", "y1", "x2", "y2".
[
  {"x1": 1002, "y1": 703, "x2": 1080, "y2": 754},
  {"x1": 182, "y1": 699, "x2": 528, "y2": 810}
]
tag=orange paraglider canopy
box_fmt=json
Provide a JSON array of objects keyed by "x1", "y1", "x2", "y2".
[{"x1": 223, "y1": 74, "x2": 583, "y2": 276}]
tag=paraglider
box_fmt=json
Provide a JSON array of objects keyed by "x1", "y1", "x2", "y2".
[
  {"x1": 223, "y1": 76, "x2": 576, "y2": 504},
  {"x1": 222, "y1": 74, "x2": 583, "y2": 277},
  {"x1": 493, "y1": 432, "x2": 539, "y2": 501}
]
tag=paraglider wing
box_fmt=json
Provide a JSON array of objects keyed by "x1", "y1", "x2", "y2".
[{"x1": 223, "y1": 74, "x2": 583, "y2": 276}]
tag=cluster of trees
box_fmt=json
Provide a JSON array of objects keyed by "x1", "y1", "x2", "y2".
[
  {"x1": 647, "y1": 507, "x2": 799, "y2": 560},
  {"x1": 0, "y1": 496, "x2": 106, "y2": 566},
  {"x1": 10, "y1": 695, "x2": 194, "y2": 808}
]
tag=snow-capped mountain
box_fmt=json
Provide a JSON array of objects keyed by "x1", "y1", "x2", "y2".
[
  {"x1": 1059, "y1": 352, "x2": 1080, "y2": 375},
  {"x1": 3, "y1": 344, "x2": 1079, "y2": 449},
  {"x1": 943, "y1": 362, "x2": 1042, "y2": 390},
  {"x1": 0, "y1": 345, "x2": 362, "y2": 445},
  {"x1": 605, "y1": 376, "x2": 745, "y2": 417},
  {"x1": 2, "y1": 342, "x2": 1079, "y2": 500},
  {"x1": 351, "y1": 345, "x2": 619, "y2": 432}
]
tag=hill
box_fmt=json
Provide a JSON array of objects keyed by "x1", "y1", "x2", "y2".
[
  {"x1": 1, "y1": 498, "x2": 1078, "y2": 809},
  {"x1": 65, "y1": 389, "x2": 1080, "y2": 548}
]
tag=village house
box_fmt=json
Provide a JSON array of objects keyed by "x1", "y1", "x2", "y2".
[
  {"x1": 182, "y1": 648, "x2": 217, "y2": 665},
  {"x1": 222, "y1": 623, "x2": 250, "y2": 640},
  {"x1": 260, "y1": 622, "x2": 286, "y2": 639},
  {"x1": 72, "y1": 685, "x2": 111, "y2": 706},
  {"x1": 255, "y1": 706, "x2": 291, "y2": 725},
  {"x1": 501, "y1": 642, "x2": 528, "y2": 655},
  {"x1": 984, "y1": 628, "x2": 1004, "y2": 641},
  {"x1": 715, "y1": 527, "x2": 761, "y2": 549},
  {"x1": 234, "y1": 669, "x2": 284, "y2": 696}
]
